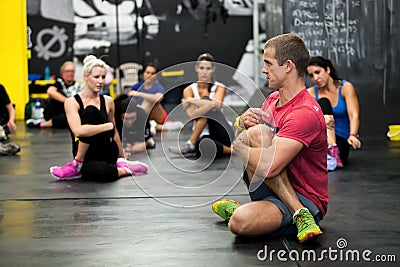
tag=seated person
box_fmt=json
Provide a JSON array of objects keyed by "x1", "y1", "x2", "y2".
[
  {"x1": 49, "y1": 55, "x2": 147, "y2": 181},
  {"x1": 127, "y1": 64, "x2": 182, "y2": 133},
  {"x1": 307, "y1": 56, "x2": 361, "y2": 169},
  {"x1": 27, "y1": 61, "x2": 81, "y2": 128},
  {"x1": 0, "y1": 83, "x2": 20, "y2": 155},
  {"x1": 212, "y1": 34, "x2": 327, "y2": 243},
  {"x1": 168, "y1": 53, "x2": 234, "y2": 158},
  {"x1": 114, "y1": 94, "x2": 155, "y2": 157}
]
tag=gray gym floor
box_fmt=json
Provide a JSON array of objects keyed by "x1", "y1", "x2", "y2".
[{"x1": 0, "y1": 117, "x2": 399, "y2": 266}]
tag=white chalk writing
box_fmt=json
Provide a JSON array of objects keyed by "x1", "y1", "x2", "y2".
[{"x1": 287, "y1": 0, "x2": 361, "y2": 66}]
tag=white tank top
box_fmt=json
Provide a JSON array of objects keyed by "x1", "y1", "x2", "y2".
[
  {"x1": 190, "y1": 82, "x2": 220, "y2": 100},
  {"x1": 189, "y1": 82, "x2": 222, "y2": 137}
]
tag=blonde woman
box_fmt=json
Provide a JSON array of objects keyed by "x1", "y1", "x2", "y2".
[{"x1": 50, "y1": 55, "x2": 147, "y2": 181}]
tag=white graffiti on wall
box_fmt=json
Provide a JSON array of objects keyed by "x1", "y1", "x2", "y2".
[
  {"x1": 27, "y1": 26, "x2": 32, "y2": 49},
  {"x1": 34, "y1": 25, "x2": 69, "y2": 61},
  {"x1": 223, "y1": 0, "x2": 253, "y2": 16},
  {"x1": 72, "y1": 0, "x2": 159, "y2": 56}
]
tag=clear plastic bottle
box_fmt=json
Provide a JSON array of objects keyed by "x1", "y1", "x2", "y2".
[{"x1": 32, "y1": 99, "x2": 42, "y2": 120}]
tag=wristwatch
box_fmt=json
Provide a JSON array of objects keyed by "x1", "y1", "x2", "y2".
[{"x1": 234, "y1": 116, "x2": 245, "y2": 131}]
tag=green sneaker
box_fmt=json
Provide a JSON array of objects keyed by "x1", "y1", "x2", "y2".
[
  {"x1": 293, "y1": 209, "x2": 323, "y2": 243},
  {"x1": 212, "y1": 199, "x2": 240, "y2": 221}
]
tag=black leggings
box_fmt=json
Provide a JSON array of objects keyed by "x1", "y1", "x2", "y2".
[
  {"x1": 0, "y1": 117, "x2": 10, "y2": 135},
  {"x1": 71, "y1": 106, "x2": 119, "y2": 182},
  {"x1": 195, "y1": 110, "x2": 235, "y2": 158},
  {"x1": 43, "y1": 100, "x2": 69, "y2": 128},
  {"x1": 318, "y1": 98, "x2": 350, "y2": 165}
]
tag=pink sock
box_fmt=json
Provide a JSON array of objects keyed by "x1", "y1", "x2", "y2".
[
  {"x1": 74, "y1": 157, "x2": 84, "y2": 164},
  {"x1": 73, "y1": 158, "x2": 84, "y2": 170}
]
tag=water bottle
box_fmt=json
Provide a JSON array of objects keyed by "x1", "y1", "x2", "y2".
[
  {"x1": 32, "y1": 99, "x2": 42, "y2": 120},
  {"x1": 44, "y1": 65, "x2": 51, "y2": 80}
]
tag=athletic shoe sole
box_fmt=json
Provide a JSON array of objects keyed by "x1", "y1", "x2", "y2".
[
  {"x1": 49, "y1": 166, "x2": 82, "y2": 180},
  {"x1": 298, "y1": 228, "x2": 323, "y2": 243}
]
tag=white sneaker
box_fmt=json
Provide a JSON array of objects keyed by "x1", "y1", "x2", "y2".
[
  {"x1": 327, "y1": 154, "x2": 337, "y2": 171},
  {"x1": 168, "y1": 142, "x2": 196, "y2": 157},
  {"x1": 26, "y1": 118, "x2": 44, "y2": 128},
  {"x1": 149, "y1": 120, "x2": 157, "y2": 135},
  {"x1": 163, "y1": 121, "x2": 184, "y2": 131}
]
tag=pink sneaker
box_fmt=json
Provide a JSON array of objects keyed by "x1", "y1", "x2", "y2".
[
  {"x1": 116, "y1": 158, "x2": 148, "y2": 176},
  {"x1": 50, "y1": 162, "x2": 82, "y2": 180},
  {"x1": 328, "y1": 145, "x2": 343, "y2": 168}
]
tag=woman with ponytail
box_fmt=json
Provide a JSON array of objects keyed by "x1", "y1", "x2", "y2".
[
  {"x1": 168, "y1": 52, "x2": 234, "y2": 158},
  {"x1": 307, "y1": 56, "x2": 361, "y2": 170}
]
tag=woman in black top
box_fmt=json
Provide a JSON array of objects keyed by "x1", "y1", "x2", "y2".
[{"x1": 50, "y1": 55, "x2": 147, "y2": 181}]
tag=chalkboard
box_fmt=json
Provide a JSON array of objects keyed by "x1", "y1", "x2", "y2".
[
  {"x1": 283, "y1": 0, "x2": 400, "y2": 137},
  {"x1": 285, "y1": 0, "x2": 372, "y2": 67}
]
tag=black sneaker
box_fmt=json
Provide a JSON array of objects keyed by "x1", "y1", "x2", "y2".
[
  {"x1": 26, "y1": 119, "x2": 44, "y2": 128},
  {"x1": 0, "y1": 141, "x2": 20, "y2": 156},
  {"x1": 146, "y1": 137, "x2": 156, "y2": 149}
]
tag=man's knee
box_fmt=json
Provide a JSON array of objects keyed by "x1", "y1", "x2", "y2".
[
  {"x1": 229, "y1": 214, "x2": 245, "y2": 235},
  {"x1": 228, "y1": 206, "x2": 251, "y2": 236},
  {"x1": 247, "y1": 124, "x2": 272, "y2": 147}
]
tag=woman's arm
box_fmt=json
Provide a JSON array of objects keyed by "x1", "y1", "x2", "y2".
[
  {"x1": 65, "y1": 97, "x2": 114, "y2": 138},
  {"x1": 182, "y1": 84, "x2": 226, "y2": 119},
  {"x1": 105, "y1": 96, "x2": 125, "y2": 158},
  {"x1": 342, "y1": 81, "x2": 361, "y2": 148},
  {"x1": 128, "y1": 90, "x2": 164, "y2": 103},
  {"x1": 211, "y1": 84, "x2": 226, "y2": 109}
]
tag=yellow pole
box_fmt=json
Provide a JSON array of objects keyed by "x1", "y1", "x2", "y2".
[{"x1": 0, "y1": 0, "x2": 29, "y2": 120}]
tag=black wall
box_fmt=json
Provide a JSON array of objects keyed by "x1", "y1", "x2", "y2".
[
  {"x1": 27, "y1": 0, "x2": 252, "y2": 104},
  {"x1": 27, "y1": 0, "x2": 252, "y2": 76},
  {"x1": 26, "y1": 0, "x2": 400, "y2": 139}
]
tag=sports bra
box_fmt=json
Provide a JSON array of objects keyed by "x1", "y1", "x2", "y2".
[
  {"x1": 190, "y1": 82, "x2": 221, "y2": 99},
  {"x1": 313, "y1": 80, "x2": 350, "y2": 138},
  {"x1": 74, "y1": 94, "x2": 108, "y2": 122}
]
